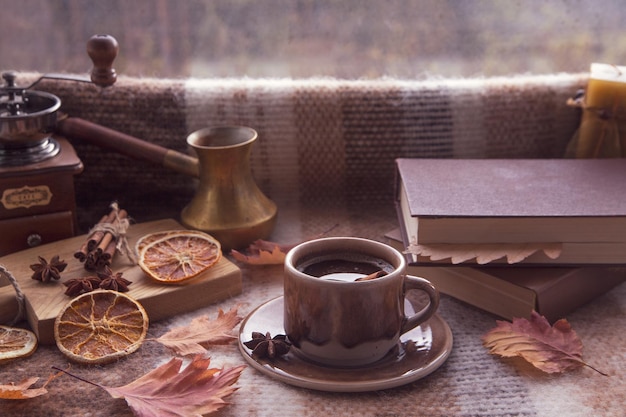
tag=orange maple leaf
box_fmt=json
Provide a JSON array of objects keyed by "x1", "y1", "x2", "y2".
[
  {"x1": 0, "y1": 377, "x2": 48, "y2": 400},
  {"x1": 151, "y1": 307, "x2": 243, "y2": 356},
  {"x1": 482, "y1": 311, "x2": 606, "y2": 375},
  {"x1": 54, "y1": 355, "x2": 245, "y2": 417},
  {"x1": 230, "y1": 239, "x2": 295, "y2": 265},
  {"x1": 231, "y1": 225, "x2": 340, "y2": 265}
]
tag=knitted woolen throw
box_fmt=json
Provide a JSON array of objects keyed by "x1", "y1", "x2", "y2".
[{"x1": 23, "y1": 73, "x2": 586, "y2": 230}]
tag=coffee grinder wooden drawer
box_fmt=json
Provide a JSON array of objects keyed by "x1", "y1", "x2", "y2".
[
  {"x1": 0, "y1": 138, "x2": 83, "y2": 256},
  {"x1": 0, "y1": 211, "x2": 76, "y2": 256}
]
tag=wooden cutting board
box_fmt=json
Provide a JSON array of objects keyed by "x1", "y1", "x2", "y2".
[{"x1": 0, "y1": 218, "x2": 242, "y2": 345}]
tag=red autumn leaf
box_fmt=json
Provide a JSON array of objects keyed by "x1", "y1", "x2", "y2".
[
  {"x1": 0, "y1": 377, "x2": 48, "y2": 400},
  {"x1": 230, "y1": 239, "x2": 295, "y2": 265},
  {"x1": 482, "y1": 311, "x2": 606, "y2": 375},
  {"x1": 152, "y1": 307, "x2": 243, "y2": 356},
  {"x1": 55, "y1": 355, "x2": 245, "y2": 417}
]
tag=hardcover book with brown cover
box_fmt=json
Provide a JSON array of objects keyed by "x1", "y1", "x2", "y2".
[
  {"x1": 386, "y1": 229, "x2": 626, "y2": 322},
  {"x1": 395, "y1": 158, "x2": 626, "y2": 245},
  {"x1": 409, "y1": 265, "x2": 626, "y2": 322}
]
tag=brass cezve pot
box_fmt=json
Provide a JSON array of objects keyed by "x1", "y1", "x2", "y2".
[
  {"x1": 180, "y1": 126, "x2": 278, "y2": 251},
  {"x1": 55, "y1": 120, "x2": 278, "y2": 250}
]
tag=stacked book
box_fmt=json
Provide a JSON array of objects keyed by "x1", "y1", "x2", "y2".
[{"x1": 393, "y1": 158, "x2": 626, "y2": 322}]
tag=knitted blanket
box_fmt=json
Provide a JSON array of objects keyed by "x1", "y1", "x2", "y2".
[{"x1": 23, "y1": 72, "x2": 586, "y2": 229}]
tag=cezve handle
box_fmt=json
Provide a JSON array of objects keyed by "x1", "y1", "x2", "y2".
[{"x1": 56, "y1": 116, "x2": 199, "y2": 178}]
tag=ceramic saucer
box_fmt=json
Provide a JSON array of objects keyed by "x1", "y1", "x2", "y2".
[{"x1": 238, "y1": 296, "x2": 453, "y2": 392}]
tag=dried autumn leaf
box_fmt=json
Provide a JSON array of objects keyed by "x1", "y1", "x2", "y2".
[
  {"x1": 0, "y1": 377, "x2": 48, "y2": 400},
  {"x1": 406, "y1": 242, "x2": 562, "y2": 264},
  {"x1": 231, "y1": 225, "x2": 340, "y2": 265},
  {"x1": 54, "y1": 355, "x2": 245, "y2": 417},
  {"x1": 152, "y1": 307, "x2": 243, "y2": 356},
  {"x1": 482, "y1": 311, "x2": 606, "y2": 375},
  {"x1": 230, "y1": 239, "x2": 294, "y2": 265}
]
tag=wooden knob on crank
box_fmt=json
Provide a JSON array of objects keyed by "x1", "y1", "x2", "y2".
[{"x1": 87, "y1": 34, "x2": 119, "y2": 87}]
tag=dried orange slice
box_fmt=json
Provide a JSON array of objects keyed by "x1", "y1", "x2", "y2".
[
  {"x1": 137, "y1": 230, "x2": 221, "y2": 284},
  {"x1": 54, "y1": 290, "x2": 149, "y2": 364},
  {"x1": 0, "y1": 325, "x2": 37, "y2": 363},
  {"x1": 135, "y1": 229, "x2": 210, "y2": 253}
]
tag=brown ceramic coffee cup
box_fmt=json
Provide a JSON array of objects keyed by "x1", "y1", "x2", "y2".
[{"x1": 284, "y1": 237, "x2": 439, "y2": 367}]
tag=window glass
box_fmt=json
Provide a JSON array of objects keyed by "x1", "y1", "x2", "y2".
[{"x1": 1, "y1": 0, "x2": 623, "y2": 79}]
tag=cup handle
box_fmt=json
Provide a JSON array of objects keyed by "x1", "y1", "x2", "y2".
[{"x1": 401, "y1": 275, "x2": 440, "y2": 334}]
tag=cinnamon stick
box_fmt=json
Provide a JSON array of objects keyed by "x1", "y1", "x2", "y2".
[
  {"x1": 74, "y1": 206, "x2": 128, "y2": 271},
  {"x1": 85, "y1": 251, "x2": 98, "y2": 271},
  {"x1": 98, "y1": 239, "x2": 117, "y2": 268},
  {"x1": 88, "y1": 211, "x2": 117, "y2": 252},
  {"x1": 96, "y1": 232, "x2": 114, "y2": 256},
  {"x1": 96, "y1": 209, "x2": 127, "y2": 254},
  {"x1": 74, "y1": 212, "x2": 114, "y2": 261},
  {"x1": 354, "y1": 270, "x2": 387, "y2": 282},
  {"x1": 74, "y1": 242, "x2": 89, "y2": 262},
  {"x1": 74, "y1": 214, "x2": 106, "y2": 261}
]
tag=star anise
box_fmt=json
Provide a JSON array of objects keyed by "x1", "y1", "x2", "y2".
[
  {"x1": 243, "y1": 331, "x2": 291, "y2": 359},
  {"x1": 63, "y1": 276, "x2": 102, "y2": 297},
  {"x1": 30, "y1": 255, "x2": 67, "y2": 282},
  {"x1": 97, "y1": 266, "x2": 132, "y2": 292}
]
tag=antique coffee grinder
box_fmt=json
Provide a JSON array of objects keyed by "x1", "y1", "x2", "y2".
[
  {"x1": 2, "y1": 34, "x2": 277, "y2": 255},
  {"x1": 0, "y1": 35, "x2": 118, "y2": 256}
]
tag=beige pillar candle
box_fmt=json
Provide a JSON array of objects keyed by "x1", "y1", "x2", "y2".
[{"x1": 573, "y1": 63, "x2": 626, "y2": 158}]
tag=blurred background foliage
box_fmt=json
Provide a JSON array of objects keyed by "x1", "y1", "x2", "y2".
[{"x1": 1, "y1": 0, "x2": 624, "y2": 79}]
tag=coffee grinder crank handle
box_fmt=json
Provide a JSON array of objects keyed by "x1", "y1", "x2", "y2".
[{"x1": 52, "y1": 34, "x2": 198, "y2": 177}]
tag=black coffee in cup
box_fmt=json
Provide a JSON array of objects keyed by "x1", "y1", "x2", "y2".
[{"x1": 297, "y1": 252, "x2": 395, "y2": 282}]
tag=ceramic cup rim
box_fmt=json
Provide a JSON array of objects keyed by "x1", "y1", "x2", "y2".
[{"x1": 284, "y1": 236, "x2": 406, "y2": 285}]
